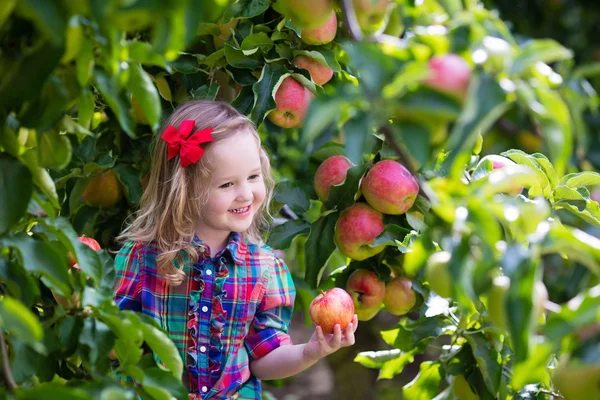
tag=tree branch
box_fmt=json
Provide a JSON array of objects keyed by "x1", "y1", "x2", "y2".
[{"x1": 0, "y1": 330, "x2": 17, "y2": 390}]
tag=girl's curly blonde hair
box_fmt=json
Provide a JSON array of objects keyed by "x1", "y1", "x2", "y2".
[{"x1": 118, "y1": 100, "x2": 275, "y2": 285}]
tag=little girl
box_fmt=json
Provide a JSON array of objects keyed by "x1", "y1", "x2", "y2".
[{"x1": 114, "y1": 100, "x2": 358, "y2": 399}]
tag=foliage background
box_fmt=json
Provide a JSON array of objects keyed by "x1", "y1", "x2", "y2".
[{"x1": 1, "y1": 0, "x2": 600, "y2": 399}]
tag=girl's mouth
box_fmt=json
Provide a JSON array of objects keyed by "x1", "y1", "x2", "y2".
[{"x1": 229, "y1": 205, "x2": 251, "y2": 215}]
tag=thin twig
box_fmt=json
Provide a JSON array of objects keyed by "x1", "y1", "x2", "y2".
[
  {"x1": 0, "y1": 331, "x2": 17, "y2": 390},
  {"x1": 339, "y1": 0, "x2": 363, "y2": 41}
]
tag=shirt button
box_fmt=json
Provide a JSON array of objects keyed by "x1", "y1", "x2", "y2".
[
  {"x1": 202, "y1": 306, "x2": 208, "y2": 312},
  {"x1": 201, "y1": 386, "x2": 208, "y2": 393},
  {"x1": 205, "y1": 269, "x2": 212, "y2": 276},
  {"x1": 200, "y1": 346, "x2": 206, "y2": 353}
]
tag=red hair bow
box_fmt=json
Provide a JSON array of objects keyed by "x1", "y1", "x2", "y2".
[{"x1": 161, "y1": 120, "x2": 214, "y2": 168}]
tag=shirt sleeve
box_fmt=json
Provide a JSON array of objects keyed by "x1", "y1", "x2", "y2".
[
  {"x1": 245, "y1": 252, "x2": 296, "y2": 360},
  {"x1": 113, "y1": 240, "x2": 143, "y2": 311}
]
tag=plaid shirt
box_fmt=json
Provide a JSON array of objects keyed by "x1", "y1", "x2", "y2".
[{"x1": 114, "y1": 232, "x2": 295, "y2": 399}]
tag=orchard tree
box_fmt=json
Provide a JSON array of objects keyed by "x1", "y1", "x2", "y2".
[{"x1": 0, "y1": 0, "x2": 600, "y2": 399}]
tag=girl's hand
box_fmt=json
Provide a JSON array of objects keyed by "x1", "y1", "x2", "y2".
[{"x1": 303, "y1": 314, "x2": 359, "y2": 362}]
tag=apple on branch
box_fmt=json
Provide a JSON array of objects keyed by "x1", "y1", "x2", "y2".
[
  {"x1": 293, "y1": 55, "x2": 334, "y2": 86},
  {"x1": 346, "y1": 269, "x2": 385, "y2": 321},
  {"x1": 334, "y1": 203, "x2": 385, "y2": 261},
  {"x1": 300, "y1": 11, "x2": 337, "y2": 46},
  {"x1": 309, "y1": 288, "x2": 355, "y2": 334},
  {"x1": 313, "y1": 155, "x2": 354, "y2": 203},
  {"x1": 361, "y1": 160, "x2": 420, "y2": 215},
  {"x1": 383, "y1": 277, "x2": 417, "y2": 316},
  {"x1": 268, "y1": 77, "x2": 312, "y2": 129}
]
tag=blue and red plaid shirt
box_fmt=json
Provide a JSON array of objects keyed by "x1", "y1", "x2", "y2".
[{"x1": 114, "y1": 232, "x2": 296, "y2": 399}]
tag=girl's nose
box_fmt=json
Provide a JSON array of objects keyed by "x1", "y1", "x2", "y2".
[{"x1": 237, "y1": 183, "x2": 253, "y2": 201}]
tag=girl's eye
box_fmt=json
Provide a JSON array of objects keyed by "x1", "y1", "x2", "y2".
[
  {"x1": 248, "y1": 174, "x2": 260, "y2": 180},
  {"x1": 219, "y1": 182, "x2": 233, "y2": 189}
]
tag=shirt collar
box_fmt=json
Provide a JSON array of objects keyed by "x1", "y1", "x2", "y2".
[{"x1": 192, "y1": 232, "x2": 246, "y2": 265}]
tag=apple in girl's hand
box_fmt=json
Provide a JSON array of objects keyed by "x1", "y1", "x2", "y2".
[{"x1": 309, "y1": 288, "x2": 355, "y2": 334}]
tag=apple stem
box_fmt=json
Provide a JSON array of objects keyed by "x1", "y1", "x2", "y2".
[{"x1": 320, "y1": 290, "x2": 326, "y2": 296}]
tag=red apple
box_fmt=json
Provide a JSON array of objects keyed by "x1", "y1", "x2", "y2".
[
  {"x1": 383, "y1": 277, "x2": 416, "y2": 316},
  {"x1": 314, "y1": 155, "x2": 354, "y2": 202},
  {"x1": 274, "y1": 0, "x2": 333, "y2": 29},
  {"x1": 293, "y1": 55, "x2": 334, "y2": 86},
  {"x1": 300, "y1": 11, "x2": 337, "y2": 45},
  {"x1": 334, "y1": 203, "x2": 385, "y2": 261},
  {"x1": 268, "y1": 77, "x2": 312, "y2": 128},
  {"x1": 361, "y1": 160, "x2": 419, "y2": 215},
  {"x1": 309, "y1": 287, "x2": 355, "y2": 334},
  {"x1": 424, "y1": 54, "x2": 471, "y2": 98},
  {"x1": 69, "y1": 236, "x2": 101, "y2": 270},
  {"x1": 346, "y1": 269, "x2": 386, "y2": 321}
]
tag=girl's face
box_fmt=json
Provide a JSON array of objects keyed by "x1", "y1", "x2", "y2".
[{"x1": 195, "y1": 131, "x2": 267, "y2": 245}]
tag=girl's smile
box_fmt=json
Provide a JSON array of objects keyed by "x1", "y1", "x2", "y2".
[{"x1": 229, "y1": 205, "x2": 251, "y2": 215}]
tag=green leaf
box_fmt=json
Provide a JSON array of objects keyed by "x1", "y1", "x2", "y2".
[
  {"x1": 443, "y1": 72, "x2": 510, "y2": 177},
  {"x1": 0, "y1": 296, "x2": 43, "y2": 346},
  {"x1": 93, "y1": 68, "x2": 136, "y2": 138},
  {"x1": 16, "y1": 384, "x2": 93, "y2": 400},
  {"x1": 502, "y1": 149, "x2": 551, "y2": 196},
  {"x1": 0, "y1": 156, "x2": 33, "y2": 233},
  {"x1": 15, "y1": 0, "x2": 66, "y2": 46},
  {"x1": 251, "y1": 64, "x2": 287, "y2": 124},
  {"x1": 267, "y1": 219, "x2": 310, "y2": 250},
  {"x1": 0, "y1": 0, "x2": 17, "y2": 30},
  {"x1": 128, "y1": 62, "x2": 162, "y2": 131},
  {"x1": 396, "y1": 88, "x2": 462, "y2": 121},
  {"x1": 510, "y1": 39, "x2": 573, "y2": 76},
  {"x1": 530, "y1": 153, "x2": 558, "y2": 190},
  {"x1": 474, "y1": 165, "x2": 539, "y2": 198},
  {"x1": 343, "y1": 112, "x2": 376, "y2": 165},
  {"x1": 354, "y1": 349, "x2": 417, "y2": 380},
  {"x1": 139, "y1": 321, "x2": 184, "y2": 379},
  {"x1": 402, "y1": 362, "x2": 442, "y2": 400},
  {"x1": 502, "y1": 245, "x2": 538, "y2": 364},
  {"x1": 274, "y1": 181, "x2": 311, "y2": 215},
  {"x1": 37, "y1": 130, "x2": 72, "y2": 170},
  {"x1": 553, "y1": 186, "x2": 600, "y2": 227},
  {"x1": 325, "y1": 164, "x2": 369, "y2": 211},
  {"x1": 465, "y1": 333, "x2": 502, "y2": 395},
  {"x1": 224, "y1": 43, "x2": 262, "y2": 69},
  {"x1": 40, "y1": 217, "x2": 103, "y2": 284},
  {"x1": 341, "y1": 41, "x2": 402, "y2": 96},
  {"x1": 383, "y1": 61, "x2": 430, "y2": 99},
  {"x1": 232, "y1": 85, "x2": 256, "y2": 115},
  {"x1": 21, "y1": 149, "x2": 60, "y2": 208},
  {"x1": 544, "y1": 284, "x2": 600, "y2": 341},
  {"x1": 241, "y1": 32, "x2": 274, "y2": 55},
  {"x1": 354, "y1": 348, "x2": 404, "y2": 368},
  {"x1": 381, "y1": 316, "x2": 455, "y2": 351},
  {"x1": 222, "y1": 0, "x2": 271, "y2": 20},
  {"x1": 126, "y1": 40, "x2": 169, "y2": 70},
  {"x1": 304, "y1": 213, "x2": 338, "y2": 288},
  {"x1": 541, "y1": 221, "x2": 600, "y2": 275},
  {"x1": 0, "y1": 38, "x2": 63, "y2": 110},
  {"x1": 138, "y1": 367, "x2": 188, "y2": 400},
  {"x1": 559, "y1": 171, "x2": 600, "y2": 188},
  {"x1": 113, "y1": 163, "x2": 143, "y2": 205},
  {"x1": 1, "y1": 234, "x2": 70, "y2": 296},
  {"x1": 511, "y1": 342, "x2": 554, "y2": 390},
  {"x1": 373, "y1": 225, "x2": 412, "y2": 247},
  {"x1": 532, "y1": 86, "x2": 572, "y2": 177},
  {"x1": 387, "y1": 123, "x2": 431, "y2": 168}
]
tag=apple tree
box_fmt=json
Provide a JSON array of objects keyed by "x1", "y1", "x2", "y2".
[{"x1": 1, "y1": 0, "x2": 600, "y2": 399}]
